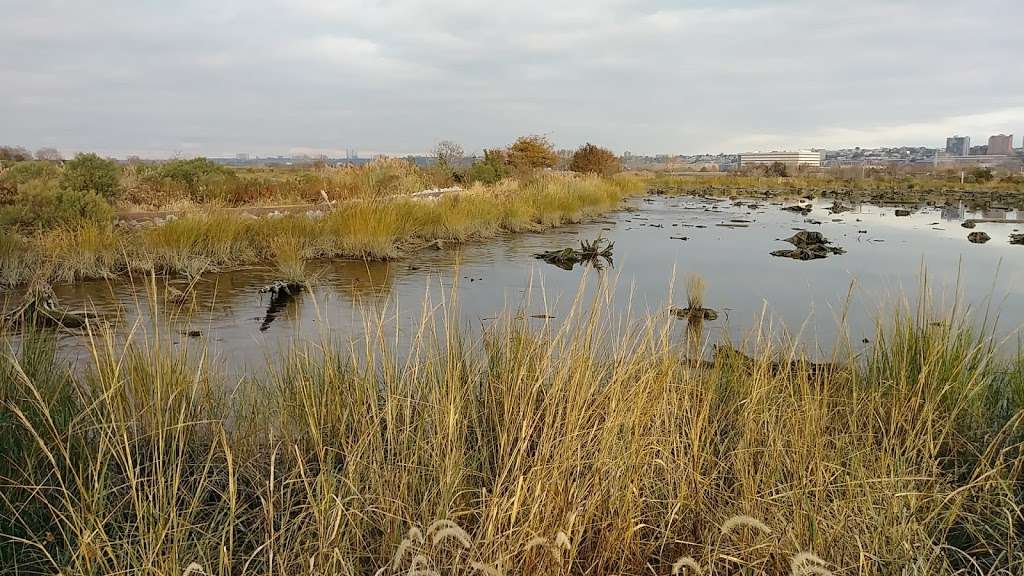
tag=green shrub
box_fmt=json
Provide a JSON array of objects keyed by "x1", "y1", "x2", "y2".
[
  {"x1": 764, "y1": 161, "x2": 789, "y2": 177},
  {"x1": 968, "y1": 167, "x2": 994, "y2": 183},
  {"x1": 60, "y1": 153, "x2": 120, "y2": 199},
  {"x1": 467, "y1": 149, "x2": 511, "y2": 184},
  {"x1": 129, "y1": 158, "x2": 239, "y2": 203},
  {"x1": 0, "y1": 180, "x2": 114, "y2": 229},
  {"x1": 157, "y1": 157, "x2": 232, "y2": 189},
  {"x1": 0, "y1": 161, "x2": 60, "y2": 200}
]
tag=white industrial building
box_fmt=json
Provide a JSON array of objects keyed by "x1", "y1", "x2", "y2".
[{"x1": 739, "y1": 150, "x2": 822, "y2": 167}]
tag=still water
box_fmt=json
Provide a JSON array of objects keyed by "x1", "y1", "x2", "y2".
[{"x1": 11, "y1": 195, "x2": 1024, "y2": 371}]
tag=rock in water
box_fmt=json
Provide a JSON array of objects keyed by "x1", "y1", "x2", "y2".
[
  {"x1": 782, "y1": 204, "x2": 812, "y2": 215},
  {"x1": 894, "y1": 209, "x2": 911, "y2": 217},
  {"x1": 784, "y1": 230, "x2": 828, "y2": 248},
  {"x1": 1010, "y1": 233, "x2": 1024, "y2": 245},
  {"x1": 968, "y1": 231, "x2": 991, "y2": 244},
  {"x1": 770, "y1": 230, "x2": 845, "y2": 261}
]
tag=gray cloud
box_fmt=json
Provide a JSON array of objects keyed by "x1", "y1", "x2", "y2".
[{"x1": 2, "y1": 0, "x2": 1021, "y2": 157}]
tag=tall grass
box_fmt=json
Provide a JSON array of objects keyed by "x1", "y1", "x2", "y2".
[
  {"x1": 0, "y1": 234, "x2": 40, "y2": 287},
  {"x1": 120, "y1": 157, "x2": 433, "y2": 209},
  {"x1": 1, "y1": 281, "x2": 1022, "y2": 574},
  {"x1": 0, "y1": 174, "x2": 644, "y2": 287}
]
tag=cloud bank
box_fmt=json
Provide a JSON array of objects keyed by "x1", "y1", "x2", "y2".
[{"x1": 2, "y1": 0, "x2": 1020, "y2": 157}]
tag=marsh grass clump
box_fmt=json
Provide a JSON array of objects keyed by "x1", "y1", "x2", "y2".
[
  {"x1": 0, "y1": 233, "x2": 40, "y2": 287},
  {"x1": 672, "y1": 273, "x2": 718, "y2": 324},
  {"x1": 269, "y1": 235, "x2": 310, "y2": 284},
  {"x1": 2, "y1": 281, "x2": 1022, "y2": 574},
  {"x1": 686, "y1": 273, "x2": 706, "y2": 311}
]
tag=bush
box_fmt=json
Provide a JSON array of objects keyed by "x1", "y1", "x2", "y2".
[
  {"x1": 125, "y1": 158, "x2": 240, "y2": 204},
  {"x1": 157, "y1": 157, "x2": 233, "y2": 190},
  {"x1": 0, "y1": 180, "x2": 114, "y2": 229},
  {"x1": 35, "y1": 147, "x2": 63, "y2": 161},
  {"x1": 0, "y1": 161, "x2": 60, "y2": 200},
  {"x1": 0, "y1": 145, "x2": 32, "y2": 163},
  {"x1": 466, "y1": 149, "x2": 511, "y2": 184},
  {"x1": 432, "y1": 140, "x2": 463, "y2": 175},
  {"x1": 507, "y1": 135, "x2": 558, "y2": 171},
  {"x1": 60, "y1": 153, "x2": 120, "y2": 199},
  {"x1": 764, "y1": 161, "x2": 789, "y2": 177},
  {"x1": 968, "y1": 167, "x2": 994, "y2": 183},
  {"x1": 569, "y1": 143, "x2": 620, "y2": 176}
]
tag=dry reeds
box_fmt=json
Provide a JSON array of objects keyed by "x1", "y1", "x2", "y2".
[{"x1": 1, "y1": 280, "x2": 1021, "y2": 574}]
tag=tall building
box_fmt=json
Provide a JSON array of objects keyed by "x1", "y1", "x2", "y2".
[
  {"x1": 945, "y1": 135, "x2": 970, "y2": 156},
  {"x1": 739, "y1": 150, "x2": 822, "y2": 167},
  {"x1": 987, "y1": 134, "x2": 1013, "y2": 156}
]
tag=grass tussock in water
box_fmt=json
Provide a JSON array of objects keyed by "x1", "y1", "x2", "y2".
[
  {"x1": 1, "y1": 283, "x2": 1023, "y2": 575},
  {"x1": 0, "y1": 174, "x2": 642, "y2": 286}
]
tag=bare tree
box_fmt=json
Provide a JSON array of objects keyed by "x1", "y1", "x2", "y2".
[
  {"x1": 0, "y1": 146, "x2": 32, "y2": 162},
  {"x1": 433, "y1": 140, "x2": 464, "y2": 169},
  {"x1": 35, "y1": 147, "x2": 63, "y2": 161}
]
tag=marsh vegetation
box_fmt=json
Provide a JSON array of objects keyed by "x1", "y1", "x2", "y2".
[
  {"x1": 0, "y1": 138, "x2": 640, "y2": 288},
  {"x1": 3, "y1": 143, "x2": 1024, "y2": 575},
  {"x1": 1, "y1": 281, "x2": 1023, "y2": 575}
]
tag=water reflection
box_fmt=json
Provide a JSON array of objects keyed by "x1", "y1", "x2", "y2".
[
  {"x1": 941, "y1": 203, "x2": 966, "y2": 221},
  {"x1": 4, "y1": 194, "x2": 1024, "y2": 372}
]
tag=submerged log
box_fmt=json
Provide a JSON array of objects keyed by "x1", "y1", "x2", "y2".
[
  {"x1": 534, "y1": 237, "x2": 614, "y2": 270},
  {"x1": 2, "y1": 286, "x2": 96, "y2": 331}
]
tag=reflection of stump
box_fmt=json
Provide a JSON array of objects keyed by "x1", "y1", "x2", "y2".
[
  {"x1": 258, "y1": 281, "x2": 305, "y2": 332},
  {"x1": 670, "y1": 306, "x2": 719, "y2": 360}
]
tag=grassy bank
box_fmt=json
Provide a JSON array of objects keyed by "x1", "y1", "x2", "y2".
[
  {"x1": 0, "y1": 174, "x2": 642, "y2": 286},
  {"x1": 648, "y1": 173, "x2": 1024, "y2": 206},
  {"x1": 2, "y1": 286, "x2": 1023, "y2": 574}
]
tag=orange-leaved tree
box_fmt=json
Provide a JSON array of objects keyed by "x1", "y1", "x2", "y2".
[
  {"x1": 507, "y1": 135, "x2": 558, "y2": 171},
  {"x1": 569, "y1": 143, "x2": 620, "y2": 176}
]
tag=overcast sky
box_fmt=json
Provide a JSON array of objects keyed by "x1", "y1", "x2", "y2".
[{"x1": 2, "y1": 0, "x2": 1021, "y2": 158}]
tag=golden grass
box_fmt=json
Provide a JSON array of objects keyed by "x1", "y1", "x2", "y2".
[
  {"x1": 1, "y1": 279, "x2": 1022, "y2": 574},
  {"x1": 0, "y1": 174, "x2": 645, "y2": 286},
  {"x1": 686, "y1": 273, "x2": 706, "y2": 311}
]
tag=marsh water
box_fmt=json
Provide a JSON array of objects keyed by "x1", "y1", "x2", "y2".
[{"x1": 8, "y1": 194, "x2": 1024, "y2": 372}]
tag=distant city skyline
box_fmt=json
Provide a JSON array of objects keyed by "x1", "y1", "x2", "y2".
[{"x1": 21, "y1": 130, "x2": 1020, "y2": 161}]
